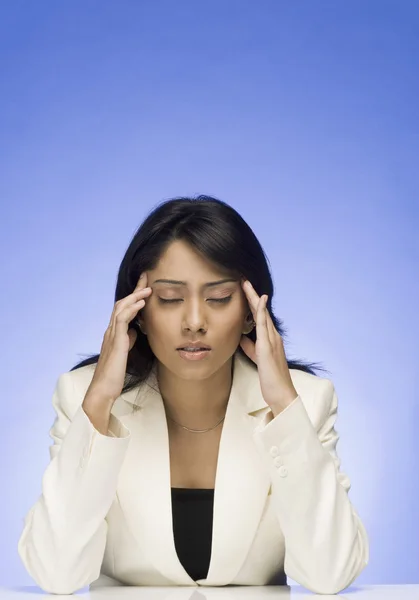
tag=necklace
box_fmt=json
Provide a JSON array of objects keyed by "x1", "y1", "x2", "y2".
[{"x1": 166, "y1": 412, "x2": 226, "y2": 433}]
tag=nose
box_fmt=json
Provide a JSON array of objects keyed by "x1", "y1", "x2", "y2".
[{"x1": 181, "y1": 299, "x2": 208, "y2": 333}]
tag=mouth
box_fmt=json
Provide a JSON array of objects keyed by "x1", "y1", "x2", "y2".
[
  {"x1": 177, "y1": 348, "x2": 212, "y2": 360},
  {"x1": 176, "y1": 343, "x2": 212, "y2": 351},
  {"x1": 177, "y1": 347, "x2": 211, "y2": 351}
]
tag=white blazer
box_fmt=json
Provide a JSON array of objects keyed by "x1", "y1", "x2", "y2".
[{"x1": 18, "y1": 351, "x2": 369, "y2": 595}]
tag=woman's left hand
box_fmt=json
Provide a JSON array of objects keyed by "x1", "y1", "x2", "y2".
[{"x1": 239, "y1": 279, "x2": 299, "y2": 416}]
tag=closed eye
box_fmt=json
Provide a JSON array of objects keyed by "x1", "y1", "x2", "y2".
[{"x1": 158, "y1": 296, "x2": 232, "y2": 304}]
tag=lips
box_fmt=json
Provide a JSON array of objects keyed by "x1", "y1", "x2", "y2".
[
  {"x1": 179, "y1": 348, "x2": 210, "y2": 352},
  {"x1": 177, "y1": 343, "x2": 211, "y2": 350}
]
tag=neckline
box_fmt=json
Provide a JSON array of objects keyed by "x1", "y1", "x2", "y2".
[{"x1": 171, "y1": 487, "x2": 214, "y2": 491}]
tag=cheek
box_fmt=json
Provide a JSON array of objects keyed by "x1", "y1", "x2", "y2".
[
  {"x1": 218, "y1": 306, "x2": 245, "y2": 333},
  {"x1": 213, "y1": 298, "x2": 246, "y2": 329},
  {"x1": 140, "y1": 305, "x2": 164, "y2": 334},
  {"x1": 147, "y1": 309, "x2": 171, "y2": 332}
]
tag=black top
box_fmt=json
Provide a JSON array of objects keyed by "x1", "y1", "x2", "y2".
[{"x1": 171, "y1": 487, "x2": 214, "y2": 581}]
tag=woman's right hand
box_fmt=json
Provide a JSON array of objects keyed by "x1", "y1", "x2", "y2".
[{"x1": 84, "y1": 272, "x2": 152, "y2": 406}]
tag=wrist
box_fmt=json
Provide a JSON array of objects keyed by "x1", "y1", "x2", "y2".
[
  {"x1": 82, "y1": 396, "x2": 113, "y2": 436},
  {"x1": 83, "y1": 386, "x2": 116, "y2": 410},
  {"x1": 269, "y1": 393, "x2": 299, "y2": 418}
]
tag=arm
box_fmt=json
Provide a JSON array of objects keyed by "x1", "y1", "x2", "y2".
[
  {"x1": 252, "y1": 380, "x2": 369, "y2": 595},
  {"x1": 17, "y1": 371, "x2": 131, "y2": 594}
]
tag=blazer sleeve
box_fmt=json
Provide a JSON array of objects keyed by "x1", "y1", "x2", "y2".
[
  {"x1": 17, "y1": 371, "x2": 131, "y2": 594},
  {"x1": 251, "y1": 380, "x2": 369, "y2": 595}
]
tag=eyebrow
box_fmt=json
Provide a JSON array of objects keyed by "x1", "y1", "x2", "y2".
[{"x1": 152, "y1": 278, "x2": 238, "y2": 288}]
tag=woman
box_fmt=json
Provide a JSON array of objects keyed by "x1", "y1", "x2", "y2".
[{"x1": 18, "y1": 194, "x2": 369, "y2": 595}]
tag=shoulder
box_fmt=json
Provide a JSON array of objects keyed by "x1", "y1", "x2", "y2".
[
  {"x1": 67, "y1": 363, "x2": 97, "y2": 396},
  {"x1": 52, "y1": 364, "x2": 97, "y2": 418}
]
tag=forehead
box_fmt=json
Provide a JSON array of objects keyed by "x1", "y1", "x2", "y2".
[
  {"x1": 152, "y1": 277, "x2": 238, "y2": 289},
  {"x1": 151, "y1": 240, "x2": 237, "y2": 285}
]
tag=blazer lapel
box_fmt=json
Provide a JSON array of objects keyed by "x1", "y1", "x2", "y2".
[{"x1": 115, "y1": 351, "x2": 272, "y2": 585}]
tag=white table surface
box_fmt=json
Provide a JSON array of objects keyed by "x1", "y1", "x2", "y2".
[{"x1": 2, "y1": 580, "x2": 419, "y2": 599}]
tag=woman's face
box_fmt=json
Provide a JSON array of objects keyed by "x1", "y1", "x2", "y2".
[{"x1": 137, "y1": 239, "x2": 251, "y2": 379}]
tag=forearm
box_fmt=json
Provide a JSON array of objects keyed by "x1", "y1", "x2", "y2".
[
  {"x1": 252, "y1": 396, "x2": 369, "y2": 594},
  {"x1": 82, "y1": 392, "x2": 114, "y2": 436}
]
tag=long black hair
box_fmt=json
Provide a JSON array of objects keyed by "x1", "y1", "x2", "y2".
[{"x1": 70, "y1": 195, "x2": 329, "y2": 394}]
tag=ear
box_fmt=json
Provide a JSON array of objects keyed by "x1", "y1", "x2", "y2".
[
  {"x1": 135, "y1": 317, "x2": 147, "y2": 335},
  {"x1": 242, "y1": 313, "x2": 255, "y2": 335},
  {"x1": 128, "y1": 328, "x2": 138, "y2": 351}
]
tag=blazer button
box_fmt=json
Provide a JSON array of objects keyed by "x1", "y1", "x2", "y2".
[
  {"x1": 274, "y1": 456, "x2": 283, "y2": 468},
  {"x1": 270, "y1": 446, "x2": 279, "y2": 457},
  {"x1": 79, "y1": 456, "x2": 86, "y2": 469},
  {"x1": 278, "y1": 466, "x2": 288, "y2": 477}
]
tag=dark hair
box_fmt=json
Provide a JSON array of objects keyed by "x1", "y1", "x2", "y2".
[{"x1": 70, "y1": 195, "x2": 329, "y2": 395}]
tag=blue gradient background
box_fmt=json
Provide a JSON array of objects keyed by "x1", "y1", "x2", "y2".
[{"x1": 1, "y1": 0, "x2": 418, "y2": 588}]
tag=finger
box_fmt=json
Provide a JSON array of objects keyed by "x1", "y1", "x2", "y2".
[
  {"x1": 110, "y1": 288, "x2": 150, "y2": 328},
  {"x1": 242, "y1": 280, "x2": 260, "y2": 320},
  {"x1": 116, "y1": 297, "x2": 147, "y2": 322},
  {"x1": 114, "y1": 299, "x2": 145, "y2": 338},
  {"x1": 247, "y1": 284, "x2": 275, "y2": 346},
  {"x1": 256, "y1": 295, "x2": 271, "y2": 351},
  {"x1": 135, "y1": 272, "x2": 148, "y2": 290},
  {"x1": 110, "y1": 296, "x2": 146, "y2": 335},
  {"x1": 263, "y1": 295, "x2": 277, "y2": 346}
]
